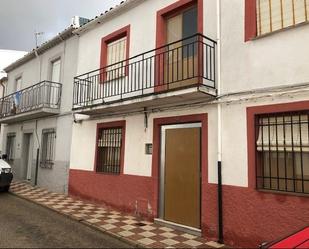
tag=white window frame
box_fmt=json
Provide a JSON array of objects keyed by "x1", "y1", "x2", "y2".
[{"x1": 50, "y1": 58, "x2": 61, "y2": 83}]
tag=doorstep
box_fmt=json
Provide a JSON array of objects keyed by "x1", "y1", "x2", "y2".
[
  {"x1": 9, "y1": 181, "x2": 225, "y2": 248},
  {"x1": 154, "y1": 219, "x2": 202, "y2": 237}
]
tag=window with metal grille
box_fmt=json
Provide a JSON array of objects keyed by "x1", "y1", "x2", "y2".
[
  {"x1": 6, "y1": 133, "x2": 16, "y2": 161},
  {"x1": 96, "y1": 127, "x2": 123, "y2": 174},
  {"x1": 256, "y1": 0, "x2": 309, "y2": 36},
  {"x1": 40, "y1": 129, "x2": 56, "y2": 169},
  {"x1": 256, "y1": 111, "x2": 309, "y2": 194}
]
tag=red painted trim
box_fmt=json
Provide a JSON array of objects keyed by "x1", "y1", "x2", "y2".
[
  {"x1": 69, "y1": 169, "x2": 154, "y2": 218},
  {"x1": 151, "y1": 113, "x2": 208, "y2": 221},
  {"x1": 155, "y1": 0, "x2": 203, "y2": 91},
  {"x1": 94, "y1": 120, "x2": 126, "y2": 174},
  {"x1": 69, "y1": 166, "x2": 309, "y2": 247},
  {"x1": 245, "y1": 0, "x2": 257, "y2": 41},
  {"x1": 156, "y1": 0, "x2": 203, "y2": 48},
  {"x1": 100, "y1": 25, "x2": 130, "y2": 81},
  {"x1": 247, "y1": 101, "x2": 309, "y2": 189}
]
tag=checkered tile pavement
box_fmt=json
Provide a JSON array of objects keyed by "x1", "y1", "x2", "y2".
[{"x1": 10, "y1": 181, "x2": 224, "y2": 248}]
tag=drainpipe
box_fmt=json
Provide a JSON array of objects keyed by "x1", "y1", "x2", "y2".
[
  {"x1": 216, "y1": 0, "x2": 224, "y2": 244},
  {"x1": 0, "y1": 79, "x2": 5, "y2": 114},
  {"x1": 33, "y1": 50, "x2": 41, "y2": 186},
  {"x1": 34, "y1": 120, "x2": 40, "y2": 186},
  {"x1": 0, "y1": 80, "x2": 5, "y2": 144},
  {"x1": 0, "y1": 80, "x2": 5, "y2": 99}
]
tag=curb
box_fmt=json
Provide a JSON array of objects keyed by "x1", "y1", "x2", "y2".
[{"x1": 9, "y1": 191, "x2": 146, "y2": 248}]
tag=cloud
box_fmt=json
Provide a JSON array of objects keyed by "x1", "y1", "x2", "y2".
[{"x1": 0, "y1": 0, "x2": 122, "y2": 51}]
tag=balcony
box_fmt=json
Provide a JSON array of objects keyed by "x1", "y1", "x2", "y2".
[
  {"x1": 73, "y1": 34, "x2": 217, "y2": 115},
  {"x1": 0, "y1": 81, "x2": 62, "y2": 124}
]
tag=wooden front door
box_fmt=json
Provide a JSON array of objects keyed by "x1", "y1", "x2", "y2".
[
  {"x1": 160, "y1": 123, "x2": 201, "y2": 228},
  {"x1": 22, "y1": 133, "x2": 33, "y2": 181}
]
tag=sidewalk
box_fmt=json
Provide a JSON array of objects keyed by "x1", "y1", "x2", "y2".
[{"x1": 10, "y1": 181, "x2": 224, "y2": 248}]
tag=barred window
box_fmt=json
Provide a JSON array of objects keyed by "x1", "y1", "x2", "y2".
[
  {"x1": 6, "y1": 133, "x2": 16, "y2": 161},
  {"x1": 256, "y1": 112, "x2": 309, "y2": 194},
  {"x1": 40, "y1": 129, "x2": 56, "y2": 169},
  {"x1": 257, "y1": 0, "x2": 309, "y2": 36},
  {"x1": 96, "y1": 127, "x2": 123, "y2": 174}
]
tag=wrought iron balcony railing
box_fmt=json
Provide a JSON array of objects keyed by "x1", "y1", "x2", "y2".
[
  {"x1": 73, "y1": 33, "x2": 216, "y2": 109},
  {"x1": 0, "y1": 81, "x2": 62, "y2": 119}
]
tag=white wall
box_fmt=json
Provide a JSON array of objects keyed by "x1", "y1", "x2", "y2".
[
  {"x1": 70, "y1": 105, "x2": 218, "y2": 180},
  {"x1": 220, "y1": 0, "x2": 309, "y2": 94},
  {"x1": 2, "y1": 35, "x2": 78, "y2": 193},
  {"x1": 71, "y1": 0, "x2": 309, "y2": 189},
  {"x1": 2, "y1": 114, "x2": 73, "y2": 193}
]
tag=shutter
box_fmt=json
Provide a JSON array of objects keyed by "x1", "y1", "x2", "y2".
[
  {"x1": 257, "y1": 0, "x2": 309, "y2": 36},
  {"x1": 98, "y1": 128, "x2": 122, "y2": 147},
  {"x1": 167, "y1": 14, "x2": 183, "y2": 44},
  {"x1": 107, "y1": 37, "x2": 127, "y2": 66},
  {"x1": 257, "y1": 115, "x2": 309, "y2": 152},
  {"x1": 106, "y1": 37, "x2": 127, "y2": 80}
]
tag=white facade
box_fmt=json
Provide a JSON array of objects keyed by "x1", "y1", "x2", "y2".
[
  {"x1": 1, "y1": 31, "x2": 79, "y2": 193},
  {"x1": 76, "y1": 0, "x2": 217, "y2": 76},
  {"x1": 71, "y1": 0, "x2": 218, "y2": 177},
  {"x1": 68, "y1": 1, "x2": 309, "y2": 246},
  {"x1": 71, "y1": 0, "x2": 309, "y2": 187},
  {"x1": 221, "y1": 0, "x2": 309, "y2": 94},
  {"x1": 71, "y1": 105, "x2": 219, "y2": 178}
]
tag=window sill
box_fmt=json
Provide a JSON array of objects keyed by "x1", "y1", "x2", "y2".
[
  {"x1": 95, "y1": 171, "x2": 121, "y2": 176},
  {"x1": 257, "y1": 188, "x2": 309, "y2": 198},
  {"x1": 40, "y1": 163, "x2": 54, "y2": 169}
]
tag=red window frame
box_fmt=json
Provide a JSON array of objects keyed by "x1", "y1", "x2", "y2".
[
  {"x1": 244, "y1": 0, "x2": 257, "y2": 41},
  {"x1": 100, "y1": 25, "x2": 130, "y2": 82},
  {"x1": 94, "y1": 120, "x2": 126, "y2": 174},
  {"x1": 247, "y1": 101, "x2": 309, "y2": 190},
  {"x1": 156, "y1": 0, "x2": 203, "y2": 48}
]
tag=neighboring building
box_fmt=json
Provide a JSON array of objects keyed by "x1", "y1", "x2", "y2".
[
  {"x1": 0, "y1": 50, "x2": 28, "y2": 100},
  {"x1": 0, "y1": 76, "x2": 8, "y2": 100},
  {"x1": 0, "y1": 18, "x2": 87, "y2": 193},
  {"x1": 68, "y1": 0, "x2": 309, "y2": 247},
  {"x1": 0, "y1": 50, "x2": 27, "y2": 153}
]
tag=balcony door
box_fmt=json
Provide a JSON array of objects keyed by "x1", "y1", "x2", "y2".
[
  {"x1": 164, "y1": 5, "x2": 198, "y2": 89},
  {"x1": 13, "y1": 77, "x2": 22, "y2": 113},
  {"x1": 15, "y1": 77, "x2": 22, "y2": 92},
  {"x1": 51, "y1": 59, "x2": 61, "y2": 83},
  {"x1": 48, "y1": 58, "x2": 61, "y2": 108}
]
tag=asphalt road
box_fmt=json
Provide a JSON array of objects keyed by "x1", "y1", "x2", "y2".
[{"x1": 0, "y1": 193, "x2": 131, "y2": 248}]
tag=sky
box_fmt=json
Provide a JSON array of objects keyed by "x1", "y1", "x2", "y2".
[
  {"x1": 0, "y1": 50, "x2": 27, "y2": 78},
  {"x1": 0, "y1": 0, "x2": 123, "y2": 52}
]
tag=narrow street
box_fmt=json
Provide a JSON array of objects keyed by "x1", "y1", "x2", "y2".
[{"x1": 0, "y1": 193, "x2": 131, "y2": 248}]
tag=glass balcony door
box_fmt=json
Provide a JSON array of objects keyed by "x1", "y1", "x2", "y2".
[{"x1": 164, "y1": 5, "x2": 198, "y2": 89}]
